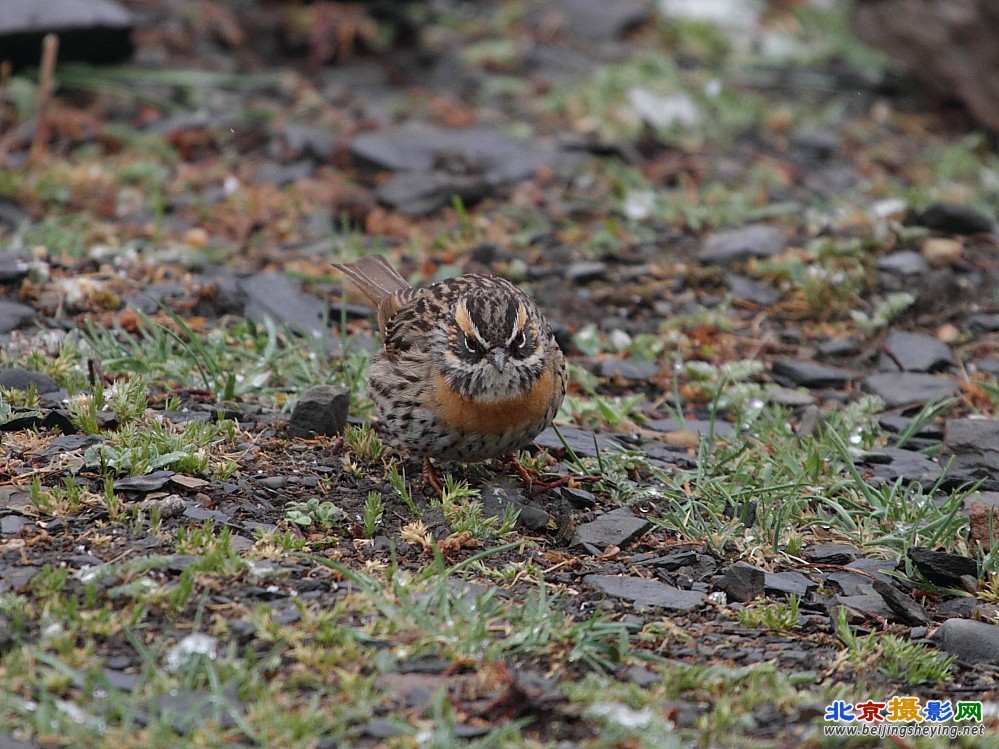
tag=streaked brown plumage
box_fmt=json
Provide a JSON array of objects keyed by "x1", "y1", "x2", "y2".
[{"x1": 333, "y1": 255, "x2": 566, "y2": 478}]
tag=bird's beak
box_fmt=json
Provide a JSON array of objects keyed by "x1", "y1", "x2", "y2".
[{"x1": 490, "y1": 348, "x2": 507, "y2": 372}]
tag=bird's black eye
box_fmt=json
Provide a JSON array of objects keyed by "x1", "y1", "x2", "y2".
[
  {"x1": 511, "y1": 329, "x2": 533, "y2": 358},
  {"x1": 462, "y1": 332, "x2": 482, "y2": 355}
]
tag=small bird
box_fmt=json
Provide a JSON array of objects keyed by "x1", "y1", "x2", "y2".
[{"x1": 333, "y1": 255, "x2": 566, "y2": 490}]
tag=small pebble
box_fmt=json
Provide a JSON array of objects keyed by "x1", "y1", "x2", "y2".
[{"x1": 921, "y1": 237, "x2": 962, "y2": 267}]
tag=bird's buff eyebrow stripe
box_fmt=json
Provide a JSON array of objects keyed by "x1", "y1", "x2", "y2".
[
  {"x1": 454, "y1": 297, "x2": 484, "y2": 342},
  {"x1": 505, "y1": 303, "x2": 528, "y2": 345}
]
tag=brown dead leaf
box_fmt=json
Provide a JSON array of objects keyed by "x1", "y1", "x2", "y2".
[{"x1": 438, "y1": 531, "x2": 478, "y2": 555}]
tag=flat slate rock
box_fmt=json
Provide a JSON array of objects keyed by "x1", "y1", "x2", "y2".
[
  {"x1": 878, "y1": 413, "x2": 943, "y2": 439},
  {"x1": 879, "y1": 330, "x2": 953, "y2": 372},
  {"x1": 0, "y1": 300, "x2": 36, "y2": 333},
  {"x1": 585, "y1": 574, "x2": 705, "y2": 611},
  {"x1": 287, "y1": 385, "x2": 349, "y2": 438},
  {"x1": 834, "y1": 593, "x2": 893, "y2": 620},
  {"x1": 593, "y1": 357, "x2": 659, "y2": 381},
  {"x1": 0, "y1": 251, "x2": 29, "y2": 283},
  {"x1": 0, "y1": 367, "x2": 59, "y2": 393},
  {"x1": 877, "y1": 250, "x2": 929, "y2": 275},
  {"x1": 771, "y1": 359, "x2": 857, "y2": 389},
  {"x1": 565, "y1": 260, "x2": 609, "y2": 284},
  {"x1": 931, "y1": 619, "x2": 999, "y2": 665},
  {"x1": 908, "y1": 547, "x2": 978, "y2": 588},
  {"x1": 801, "y1": 543, "x2": 859, "y2": 565},
  {"x1": 281, "y1": 124, "x2": 337, "y2": 162},
  {"x1": 533, "y1": 425, "x2": 623, "y2": 456},
  {"x1": 480, "y1": 481, "x2": 550, "y2": 532},
  {"x1": 698, "y1": 224, "x2": 785, "y2": 264},
  {"x1": 725, "y1": 273, "x2": 780, "y2": 305},
  {"x1": 862, "y1": 372, "x2": 958, "y2": 408},
  {"x1": 645, "y1": 417, "x2": 734, "y2": 439},
  {"x1": 764, "y1": 570, "x2": 815, "y2": 597},
  {"x1": 574, "y1": 506, "x2": 651, "y2": 552},
  {"x1": 0, "y1": 735, "x2": 41, "y2": 749},
  {"x1": 913, "y1": 202, "x2": 994, "y2": 235},
  {"x1": 872, "y1": 579, "x2": 930, "y2": 626},
  {"x1": 113, "y1": 471, "x2": 174, "y2": 492},
  {"x1": 943, "y1": 418, "x2": 999, "y2": 475},
  {"x1": 969, "y1": 313, "x2": 999, "y2": 333},
  {"x1": 350, "y1": 126, "x2": 577, "y2": 186},
  {"x1": 0, "y1": 0, "x2": 134, "y2": 66},
  {"x1": 824, "y1": 569, "x2": 877, "y2": 596},
  {"x1": 861, "y1": 447, "x2": 942, "y2": 485},
  {"x1": 239, "y1": 272, "x2": 332, "y2": 348},
  {"x1": 375, "y1": 171, "x2": 490, "y2": 216},
  {"x1": 549, "y1": 0, "x2": 652, "y2": 41},
  {"x1": 714, "y1": 561, "x2": 765, "y2": 602}
]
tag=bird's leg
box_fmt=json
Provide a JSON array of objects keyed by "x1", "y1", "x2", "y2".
[
  {"x1": 502, "y1": 453, "x2": 570, "y2": 491},
  {"x1": 422, "y1": 455, "x2": 443, "y2": 494},
  {"x1": 502, "y1": 453, "x2": 604, "y2": 496}
]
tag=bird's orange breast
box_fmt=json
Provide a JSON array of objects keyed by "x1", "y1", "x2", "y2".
[{"x1": 431, "y1": 366, "x2": 555, "y2": 435}]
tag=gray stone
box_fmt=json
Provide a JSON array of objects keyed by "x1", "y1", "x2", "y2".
[
  {"x1": 931, "y1": 619, "x2": 999, "y2": 665},
  {"x1": 766, "y1": 387, "x2": 815, "y2": 407},
  {"x1": 915, "y1": 202, "x2": 994, "y2": 234},
  {"x1": 764, "y1": 571, "x2": 814, "y2": 597},
  {"x1": 0, "y1": 0, "x2": 134, "y2": 66},
  {"x1": 846, "y1": 557, "x2": 898, "y2": 586},
  {"x1": 877, "y1": 250, "x2": 929, "y2": 276},
  {"x1": 1, "y1": 516, "x2": 29, "y2": 536},
  {"x1": 0, "y1": 251, "x2": 29, "y2": 283},
  {"x1": 873, "y1": 579, "x2": 930, "y2": 626},
  {"x1": 834, "y1": 594, "x2": 894, "y2": 620},
  {"x1": 239, "y1": 272, "x2": 332, "y2": 349},
  {"x1": 715, "y1": 561, "x2": 765, "y2": 603},
  {"x1": 183, "y1": 504, "x2": 229, "y2": 524},
  {"x1": 772, "y1": 359, "x2": 857, "y2": 389},
  {"x1": 113, "y1": 471, "x2": 174, "y2": 492},
  {"x1": 644, "y1": 417, "x2": 734, "y2": 438},
  {"x1": 0, "y1": 300, "x2": 36, "y2": 333},
  {"x1": 0, "y1": 367, "x2": 59, "y2": 393},
  {"x1": 725, "y1": 274, "x2": 780, "y2": 305},
  {"x1": 253, "y1": 159, "x2": 314, "y2": 187},
  {"x1": 550, "y1": 0, "x2": 651, "y2": 41},
  {"x1": 879, "y1": 330, "x2": 953, "y2": 372},
  {"x1": 824, "y1": 570, "x2": 876, "y2": 597},
  {"x1": 534, "y1": 426, "x2": 623, "y2": 456},
  {"x1": 862, "y1": 447, "x2": 943, "y2": 486},
  {"x1": 802, "y1": 543, "x2": 859, "y2": 565},
  {"x1": 943, "y1": 418, "x2": 999, "y2": 476},
  {"x1": 281, "y1": 124, "x2": 336, "y2": 162},
  {"x1": 815, "y1": 337, "x2": 860, "y2": 358},
  {"x1": 699, "y1": 224, "x2": 785, "y2": 264},
  {"x1": 908, "y1": 547, "x2": 978, "y2": 588},
  {"x1": 375, "y1": 171, "x2": 489, "y2": 216},
  {"x1": 479, "y1": 481, "x2": 550, "y2": 532},
  {"x1": 574, "y1": 507, "x2": 651, "y2": 552},
  {"x1": 969, "y1": 313, "x2": 999, "y2": 333},
  {"x1": 287, "y1": 385, "x2": 349, "y2": 438},
  {"x1": 790, "y1": 129, "x2": 841, "y2": 162},
  {"x1": 936, "y1": 597, "x2": 978, "y2": 619},
  {"x1": 594, "y1": 358, "x2": 659, "y2": 381},
  {"x1": 0, "y1": 733, "x2": 41, "y2": 749},
  {"x1": 862, "y1": 372, "x2": 958, "y2": 408},
  {"x1": 350, "y1": 126, "x2": 577, "y2": 186},
  {"x1": 879, "y1": 413, "x2": 943, "y2": 439},
  {"x1": 585, "y1": 574, "x2": 705, "y2": 611},
  {"x1": 565, "y1": 260, "x2": 609, "y2": 284}
]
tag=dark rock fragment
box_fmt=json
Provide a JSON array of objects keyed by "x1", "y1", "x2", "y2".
[{"x1": 287, "y1": 385, "x2": 349, "y2": 438}]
